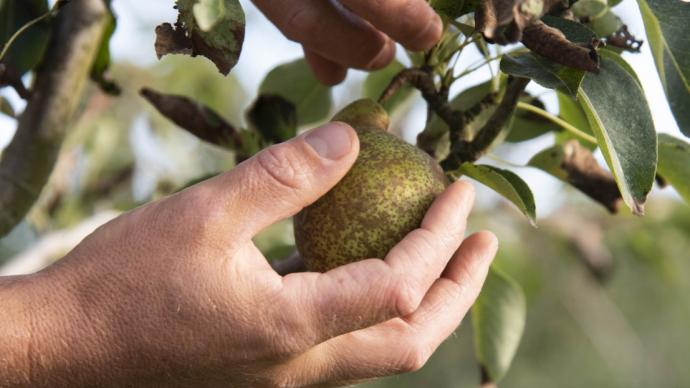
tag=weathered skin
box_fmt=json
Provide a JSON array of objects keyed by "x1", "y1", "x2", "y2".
[{"x1": 294, "y1": 100, "x2": 448, "y2": 272}]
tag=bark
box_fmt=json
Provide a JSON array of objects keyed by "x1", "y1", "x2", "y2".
[{"x1": 0, "y1": 0, "x2": 109, "y2": 237}]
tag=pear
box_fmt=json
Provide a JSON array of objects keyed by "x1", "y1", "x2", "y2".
[{"x1": 294, "y1": 99, "x2": 448, "y2": 272}]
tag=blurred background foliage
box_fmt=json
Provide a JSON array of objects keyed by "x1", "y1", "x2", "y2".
[{"x1": 1, "y1": 1, "x2": 689, "y2": 387}]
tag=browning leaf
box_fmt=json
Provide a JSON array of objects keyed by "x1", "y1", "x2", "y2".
[
  {"x1": 154, "y1": 22, "x2": 194, "y2": 59},
  {"x1": 475, "y1": 0, "x2": 564, "y2": 44},
  {"x1": 606, "y1": 24, "x2": 643, "y2": 53},
  {"x1": 560, "y1": 140, "x2": 622, "y2": 213},
  {"x1": 140, "y1": 87, "x2": 242, "y2": 148},
  {"x1": 154, "y1": 0, "x2": 245, "y2": 75},
  {"x1": 522, "y1": 20, "x2": 600, "y2": 72}
]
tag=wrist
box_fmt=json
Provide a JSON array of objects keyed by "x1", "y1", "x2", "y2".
[
  {"x1": 0, "y1": 275, "x2": 41, "y2": 386},
  {"x1": 0, "y1": 268, "x2": 113, "y2": 386}
]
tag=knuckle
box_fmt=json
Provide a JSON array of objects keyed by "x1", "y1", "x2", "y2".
[
  {"x1": 352, "y1": 39, "x2": 388, "y2": 69},
  {"x1": 282, "y1": 5, "x2": 318, "y2": 42},
  {"x1": 396, "y1": 0, "x2": 436, "y2": 47},
  {"x1": 269, "y1": 334, "x2": 305, "y2": 361},
  {"x1": 256, "y1": 145, "x2": 311, "y2": 192},
  {"x1": 172, "y1": 188, "x2": 223, "y2": 230},
  {"x1": 267, "y1": 374, "x2": 297, "y2": 388},
  {"x1": 398, "y1": 344, "x2": 432, "y2": 373},
  {"x1": 391, "y1": 275, "x2": 422, "y2": 317},
  {"x1": 398, "y1": 229, "x2": 437, "y2": 266},
  {"x1": 266, "y1": 293, "x2": 314, "y2": 358}
]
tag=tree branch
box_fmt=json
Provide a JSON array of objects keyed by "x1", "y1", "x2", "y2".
[
  {"x1": 0, "y1": 0, "x2": 109, "y2": 238},
  {"x1": 379, "y1": 68, "x2": 464, "y2": 135},
  {"x1": 443, "y1": 77, "x2": 530, "y2": 168}
]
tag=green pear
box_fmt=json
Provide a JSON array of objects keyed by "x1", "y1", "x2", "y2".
[{"x1": 294, "y1": 99, "x2": 448, "y2": 272}]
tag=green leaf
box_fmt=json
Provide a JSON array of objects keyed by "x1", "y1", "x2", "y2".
[
  {"x1": 363, "y1": 60, "x2": 413, "y2": 114},
  {"x1": 246, "y1": 95, "x2": 297, "y2": 144},
  {"x1": 500, "y1": 53, "x2": 585, "y2": 96},
  {"x1": 259, "y1": 58, "x2": 332, "y2": 126},
  {"x1": 637, "y1": 0, "x2": 690, "y2": 137},
  {"x1": 657, "y1": 134, "x2": 690, "y2": 204},
  {"x1": 0, "y1": 96, "x2": 14, "y2": 118},
  {"x1": 506, "y1": 93, "x2": 560, "y2": 143},
  {"x1": 429, "y1": 0, "x2": 466, "y2": 19},
  {"x1": 458, "y1": 163, "x2": 536, "y2": 224},
  {"x1": 542, "y1": 15, "x2": 597, "y2": 45},
  {"x1": 192, "y1": 0, "x2": 225, "y2": 31},
  {"x1": 577, "y1": 52, "x2": 657, "y2": 214},
  {"x1": 528, "y1": 144, "x2": 569, "y2": 180},
  {"x1": 571, "y1": 0, "x2": 608, "y2": 18},
  {"x1": 589, "y1": 10, "x2": 622, "y2": 38},
  {"x1": 175, "y1": 0, "x2": 245, "y2": 75},
  {"x1": 0, "y1": 0, "x2": 51, "y2": 76},
  {"x1": 556, "y1": 92, "x2": 595, "y2": 149},
  {"x1": 90, "y1": 10, "x2": 120, "y2": 95},
  {"x1": 431, "y1": 0, "x2": 479, "y2": 19},
  {"x1": 472, "y1": 267, "x2": 527, "y2": 383}
]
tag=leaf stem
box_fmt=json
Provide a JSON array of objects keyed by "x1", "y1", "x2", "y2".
[
  {"x1": 0, "y1": 1, "x2": 63, "y2": 62},
  {"x1": 516, "y1": 101, "x2": 598, "y2": 145},
  {"x1": 486, "y1": 153, "x2": 527, "y2": 169}
]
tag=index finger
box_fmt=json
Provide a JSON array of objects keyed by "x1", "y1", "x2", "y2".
[{"x1": 340, "y1": 0, "x2": 443, "y2": 51}]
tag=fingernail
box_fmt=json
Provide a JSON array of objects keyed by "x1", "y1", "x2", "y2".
[
  {"x1": 305, "y1": 122, "x2": 353, "y2": 160},
  {"x1": 366, "y1": 39, "x2": 396, "y2": 70}
]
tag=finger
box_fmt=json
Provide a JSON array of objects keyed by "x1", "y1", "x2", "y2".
[
  {"x1": 177, "y1": 122, "x2": 359, "y2": 241},
  {"x1": 274, "y1": 181, "x2": 475, "y2": 351},
  {"x1": 275, "y1": 232, "x2": 498, "y2": 386},
  {"x1": 303, "y1": 47, "x2": 348, "y2": 86},
  {"x1": 384, "y1": 180, "x2": 475, "y2": 309},
  {"x1": 340, "y1": 0, "x2": 443, "y2": 51},
  {"x1": 253, "y1": 0, "x2": 395, "y2": 70}
]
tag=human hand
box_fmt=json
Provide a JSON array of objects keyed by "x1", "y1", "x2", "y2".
[
  {"x1": 2, "y1": 122, "x2": 497, "y2": 387},
  {"x1": 252, "y1": 0, "x2": 443, "y2": 85}
]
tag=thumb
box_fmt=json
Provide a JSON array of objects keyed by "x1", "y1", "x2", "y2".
[{"x1": 199, "y1": 122, "x2": 359, "y2": 239}]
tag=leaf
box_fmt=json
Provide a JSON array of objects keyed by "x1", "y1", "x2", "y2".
[
  {"x1": 556, "y1": 92, "x2": 595, "y2": 149},
  {"x1": 571, "y1": 0, "x2": 608, "y2": 18},
  {"x1": 363, "y1": 60, "x2": 414, "y2": 114},
  {"x1": 500, "y1": 53, "x2": 585, "y2": 95},
  {"x1": 0, "y1": 96, "x2": 14, "y2": 117},
  {"x1": 637, "y1": 0, "x2": 690, "y2": 137},
  {"x1": 458, "y1": 163, "x2": 536, "y2": 224},
  {"x1": 577, "y1": 52, "x2": 657, "y2": 214},
  {"x1": 589, "y1": 10, "x2": 622, "y2": 38},
  {"x1": 430, "y1": 0, "x2": 479, "y2": 19},
  {"x1": 140, "y1": 87, "x2": 241, "y2": 148},
  {"x1": 90, "y1": 10, "x2": 120, "y2": 95},
  {"x1": 657, "y1": 134, "x2": 690, "y2": 204},
  {"x1": 542, "y1": 15, "x2": 597, "y2": 45},
  {"x1": 506, "y1": 93, "x2": 560, "y2": 143},
  {"x1": 192, "y1": 0, "x2": 225, "y2": 31},
  {"x1": 0, "y1": 0, "x2": 51, "y2": 76},
  {"x1": 260, "y1": 58, "x2": 332, "y2": 126},
  {"x1": 472, "y1": 267, "x2": 527, "y2": 383},
  {"x1": 246, "y1": 95, "x2": 297, "y2": 144},
  {"x1": 529, "y1": 141, "x2": 623, "y2": 213},
  {"x1": 429, "y1": 0, "x2": 466, "y2": 19},
  {"x1": 156, "y1": 0, "x2": 245, "y2": 75}
]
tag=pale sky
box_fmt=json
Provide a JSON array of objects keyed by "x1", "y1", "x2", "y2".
[{"x1": 0, "y1": 0, "x2": 683, "y2": 216}]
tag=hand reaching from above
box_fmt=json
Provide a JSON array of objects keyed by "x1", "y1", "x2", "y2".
[
  {"x1": 252, "y1": 0, "x2": 443, "y2": 85},
  {"x1": 0, "y1": 122, "x2": 497, "y2": 387}
]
